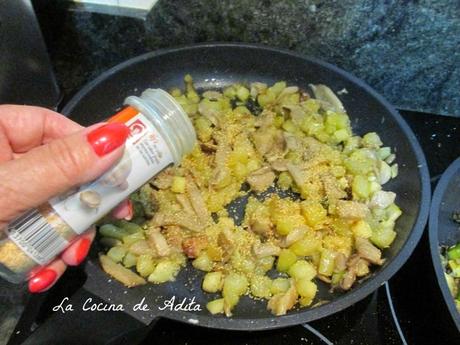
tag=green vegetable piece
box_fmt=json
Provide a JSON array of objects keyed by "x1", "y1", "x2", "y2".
[
  {"x1": 123, "y1": 232, "x2": 145, "y2": 246},
  {"x1": 107, "y1": 246, "x2": 127, "y2": 263},
  {"x1": 448, "y1": 243, "x2": 460, "y2": 260},
  {"x1": 114, "y1": 220, "x2": 143, "y2": 234},
  {"x1": 276, "y1": 249, "x2": 297, "y2": 272},
  {"x1": 136, "y1": 254, "x2": 155, "y2": 277},
  {"x1": 99, "y1": 224, "x2": 129, "y2": 240},
  {"x1": 122, "y1": 252, "x2": 138, "y2": 268}
]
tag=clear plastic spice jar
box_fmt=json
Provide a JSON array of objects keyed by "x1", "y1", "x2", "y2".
[{"x1": 0, "y1": 89, "x2": 196, "y2": 283}]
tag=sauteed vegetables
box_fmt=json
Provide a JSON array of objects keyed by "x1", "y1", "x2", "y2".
[
  {"x1": 442, "y1": 212, "x2": 460, "y2": 312},
  {"x1": 98, "y1": 76, "x2": 401, "y2": 316}
]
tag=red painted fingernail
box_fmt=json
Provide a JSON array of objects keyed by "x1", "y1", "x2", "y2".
[
  {"x1": 28, "y1": 269, "x2": 57, "y2": 293},
  {"x1": 87, "y1": 123, "x2": 130, "y2": 157},
  {"x1": 124, "y1": 200, "x2": 134, "y2": 221},
  {"x1": 74, "y1": 238, "x2": 91, "y2": 265}
]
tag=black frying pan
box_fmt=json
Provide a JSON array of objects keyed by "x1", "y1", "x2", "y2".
[
  {"x1": 20, "y1": 43, "x2": 430, "y2": 344},
  {"x1": 429, "y1": 157, "x2": 460, "y2": 332}
]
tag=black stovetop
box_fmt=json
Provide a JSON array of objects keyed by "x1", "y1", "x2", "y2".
[{"x1": 7, "y1": 110, "x2": 460, "y2": 345}]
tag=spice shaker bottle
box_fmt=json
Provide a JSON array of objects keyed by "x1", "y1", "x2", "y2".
[{"x1": 0, "y1": 89, "x2": 196, "y2": 283}]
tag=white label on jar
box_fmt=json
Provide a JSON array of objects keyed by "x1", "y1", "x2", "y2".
[{"x1": 49, "y1": 112, "x2": 174, "y2": 234}]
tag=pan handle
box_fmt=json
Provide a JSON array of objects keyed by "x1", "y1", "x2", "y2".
[{"x1": 17, "y1": 288, "x2": 157, "y2": 345}]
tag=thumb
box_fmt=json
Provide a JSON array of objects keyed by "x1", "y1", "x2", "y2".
[{"x1": 0, "y1": 123, "x2": 130, "y2": 226}]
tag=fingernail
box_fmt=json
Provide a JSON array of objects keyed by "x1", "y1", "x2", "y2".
[
  {"x1": 87, "y1": 123, "x2": 130, "y2": 157},
  {"x1": 124, "y1": 200, "x2": 134, "y2": 221},
  {"x1": 111, "y1": 199, "x2": 133, "y2": 220},
  {"x1": 28, "y1": 269, "x2": 57, "y2": 293},
  {"x1": 74, "y1": 238, "x2": 91, "y2": 265}
]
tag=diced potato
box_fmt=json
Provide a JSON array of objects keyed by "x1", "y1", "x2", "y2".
[
  {"x1": 223, "y1": 292, "x2": 240, "y2": 317},
  {"x1": 276, "y1": 249, "x2": 297, "y2": 272},
  {"x1": 171, "y1": 176, "x2": 186, "y2": 193},
  {"x1": 288, "y1": 260, "x2": 316, "y2": 281},
  {"x1": 257, "y1": 256, "x2": 275, "y2": 273},
  {"x1": 148, "y1": 261, "x2": 180, "y2": 283},
  {"x1": 275, "y1": 215, "x2": 306, "y2": 236},
  {"x1": 192, "y1": 253, "x2": 214, "y2": 272},
  {"x1": 206, "y1": 298, "x2": 225, "y2": 315},
  {"x1": 296, "y1": 278, "x2": 318, "y2": 307},
  {"x1": 223, "y1": 273, "x2": 249, "y2": 297},
  {"x1": 250, "y1": 275, "x2": 272, "y2": 299},
  {"x1": 202, "y1": 272, "x2": 224, "y2": 293},
  {"x1": 351, "y1": 220, "x2": 373, "y2": 239},
  {"x1": 301, "y1": 202, "x2": 327, "y2": 227},
  {"x1": 296, "y1": 278, "x2": 317, "y2": 301},
  {"x1": 233, "y1": 162, "x2": 248, "y2": 179}
]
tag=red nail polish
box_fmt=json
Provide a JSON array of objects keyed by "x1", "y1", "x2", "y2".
[
  {"x1": 87, "y1": 123, "x2": 130, "y2": 157},
  {"x1": 28, "y1": 269, "x2": 57, "y2": 293},
  {"x1": 74, "y1": 238, "x2": 91, "y2": 265}
]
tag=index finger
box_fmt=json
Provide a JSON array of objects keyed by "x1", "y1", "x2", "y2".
[{"x1": 0, "y1": 105, "x2": 83, "y2": 161}]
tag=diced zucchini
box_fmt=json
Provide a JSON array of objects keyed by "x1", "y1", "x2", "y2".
[
  {"x1": 136, "y1": 254, "x2": 155, "y2": 277},
  {"x1": 276, "y1": 249, "x2": 297, "y2": 272},
  {"x1": 122, "y1": 252, "x2": 138, "y2": 268},
  {"x1": 289, "y1": 236, "x2": 321, "y2": 256},
  {"x1": 107, "y1": 246, "x2": 127, "y2": 263},
  {"x1": 318, "y1": 249, "x2": 337, "y2": 276},
  {"x1": 99, "y1": 224, "x2": 129, "y2": 240},
  {"x1": 270, "y1": 278, "x2": 291, "y2": 295},
  {"x1": 352, "y1": 175, "x2": 371, "y2": 199},
  {"x1": 448, "y1": 243, "x2": 460, "y2": 260}
]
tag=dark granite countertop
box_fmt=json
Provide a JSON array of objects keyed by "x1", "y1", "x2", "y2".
[{"x1": 34, "y1": 0, "x2": 460, "y2": 116}]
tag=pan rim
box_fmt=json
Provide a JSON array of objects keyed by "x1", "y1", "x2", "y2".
[
  {"x1": 428, "y1": 157, "x2": 460, "y2": 332},
  {"x1": 62, "y1": 42, "x2": 431, "y2": 330}
]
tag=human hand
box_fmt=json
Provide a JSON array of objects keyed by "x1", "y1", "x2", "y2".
[{"x1": 0, "y1": 105, "x2": 131, "y2": 292}]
